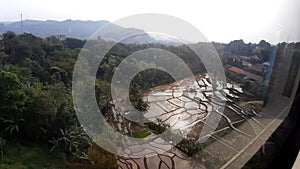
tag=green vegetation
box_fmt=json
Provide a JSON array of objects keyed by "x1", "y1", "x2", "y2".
[
  {"x1": 0, "y1": 30, "x2": 298, "y2": 168},
  {"x1": 131, "y1": 129, "x2": 151, "y2": 138},
  {"x1": 0, "y1": 31, "x2": 206, "y2": 168},
  {"x1": 176, "y1": 138, "x2": 203, "y2": 156},
  {"x1": 0, "y1": 31, "x2": 93, "y2": 168},
  {"x1": 86, "y1": 143, "x2": 117, "y2": 169},
  {"x1": 146, "y1": 120, "x2": 170, "y2": 135},
  {"x1": 0, "y1": 142, "x2": 66, "y2": 169}
]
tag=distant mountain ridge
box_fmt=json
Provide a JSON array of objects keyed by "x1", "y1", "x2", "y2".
[
  {"x1": 0, "y1": 19, "x2": 159, "y2": 43},
  {"x1": 0, "y1": 20, "x2": 108, "y2": 39}
]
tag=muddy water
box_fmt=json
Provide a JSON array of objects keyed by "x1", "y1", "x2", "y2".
[{"x1": 115, "y1": 74, "x2": 262, "y2": 169}]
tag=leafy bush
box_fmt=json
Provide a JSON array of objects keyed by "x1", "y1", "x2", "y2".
[
  {"x1": 176, "y1": 139, "x2": 203, "y2": 156},
  {"x1": 86, "y1": 143, "x2": 117, "y2": 169},
  {"x1": 49, "y1": 126, "x2": 91, "y2": 158}
]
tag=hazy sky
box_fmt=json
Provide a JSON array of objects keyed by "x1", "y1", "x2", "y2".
[{"x1": 0, "y1": 0, "x2": 299, "y2": 43}]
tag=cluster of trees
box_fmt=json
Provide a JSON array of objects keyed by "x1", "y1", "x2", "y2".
[
  {"x1": 2, "y1": 31, "x2": 296, "y2": 168},
  {"x1": 0, "y1": 31, "x2": 208, "y2": 167},
  {"x1": 0, "y1": 32, "x2": 91, "y2": 158},
  {"x1": 0, "y1": 32, "x2": 120, "y2": 168},
  {"x1": 223, "y1": 39, "x2": 273, "y2": 62}
]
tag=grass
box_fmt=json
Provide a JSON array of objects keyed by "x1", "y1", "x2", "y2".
[
  {"x1": 0, "y1": 142, "x2": 67, "y2": 169},
  {"x1": 131, "y1": 130, "x2": 151, "y2": 138}
]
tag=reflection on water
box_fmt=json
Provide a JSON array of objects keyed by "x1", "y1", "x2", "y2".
[{"x1": 110, "y1": 74, "x2": 266, "y2": 169}]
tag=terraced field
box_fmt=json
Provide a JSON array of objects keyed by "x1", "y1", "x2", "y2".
[{"x1": 109, "y1": 74, "x2": 264, "y2": 169}]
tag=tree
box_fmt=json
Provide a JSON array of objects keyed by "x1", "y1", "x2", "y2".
[
  {"x1": 95, "y1": 80, "x2": 112, "y2": 114},
  {"x1": 0, "y1": 70, "x2": 27, "y2": 135},
  {"x1": 63, "y1": 38, "x2": 85, "y2": 49},
  {"x1": 0, "y1": 31, "x2": 19, "y2": 55}
]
